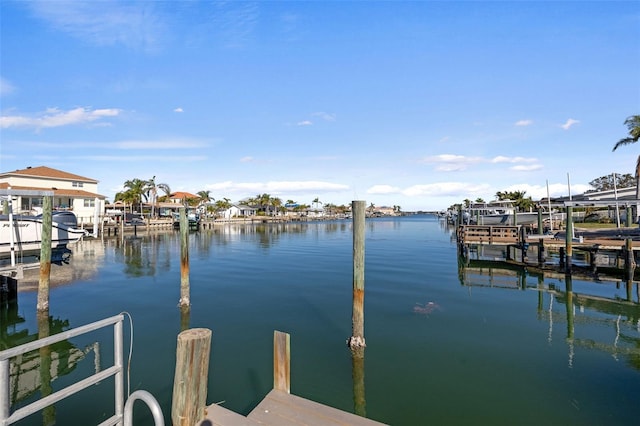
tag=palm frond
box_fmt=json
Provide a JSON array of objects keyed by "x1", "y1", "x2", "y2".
[{"x1": 613, "y1": 137, "x2": 635, "y2": 151}]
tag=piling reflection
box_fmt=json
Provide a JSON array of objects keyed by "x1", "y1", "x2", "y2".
[
  {"x1": 457, "y1": 258, "x2": 640, "y2": 370},
  {"x1": 351, "y1": 347, "x2": 366, "y2": 418},
  {"x1": 1, "y1": 300, "x2": 100, "y2": 417}
]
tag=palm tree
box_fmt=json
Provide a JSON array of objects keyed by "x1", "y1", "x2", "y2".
[
  {"x1": 145, "y1": 176, "x2": 170, "y2": 218},
  {"x1": 157, "y1": 183, "x2": 171, "y2": 202},
  {"x1": 613, "y1": 115, "x2": 640, "y2": 202},
  {"x1": 123, "y1": 178, "x2": 147, "y2": 214}
]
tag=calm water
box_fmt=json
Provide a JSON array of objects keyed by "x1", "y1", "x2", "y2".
[{"x1": 4, "y1": 215, "x2": 640, "y2": 425}]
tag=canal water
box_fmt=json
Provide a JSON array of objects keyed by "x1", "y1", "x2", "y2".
[{"x1": 3, "y1": 215, "x2": 640, "y2": 425}]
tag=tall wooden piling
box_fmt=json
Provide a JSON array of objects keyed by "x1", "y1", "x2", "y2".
[
  {"x1": 349, "y1": 200, "x2": 366, "y2": 349},
  {"x1": 626, "y1": 206, "x2": 633, "y2": 227},
  {"x1": 565, "y1": 206, "x2": 573, "y2": 273},
  {"x1": 179, "y1": 208, "x2": 190, "y2": 307},
  {"x1": 37, "y1": 196, "x2": 53, "y2": 312},
  {"x1": 171, "y1": 328, "x2": 212, "y2": 426},
  {"x1": 273, "y1": 330, "x2": 291, "y2": 393}
]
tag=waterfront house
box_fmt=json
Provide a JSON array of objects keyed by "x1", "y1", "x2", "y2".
[
  {"x1": 218, "y1": 204, "x2": 256, "y2": 219},
  {"x1": 0, "y1": 166, "x2": 106, "y2": 222}
]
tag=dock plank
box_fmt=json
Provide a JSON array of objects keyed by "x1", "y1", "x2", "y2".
[
  {"x1": 247, "y1": 389, "x2": 387, "y2": 426},
  {"x1": 198, "y1": 403, "x2": 260, "y2": 426}
]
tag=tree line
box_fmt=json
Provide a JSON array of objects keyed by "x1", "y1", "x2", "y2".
[{"x1": 113, "y1": 181, "x2": 377, "y2": 218}]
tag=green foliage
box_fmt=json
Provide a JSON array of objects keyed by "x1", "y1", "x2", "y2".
[
  {"x1": 587, "y1": 173, "x2": 634, "y2": 192},
  {"x1": 613, "y1": 115, "x2": 640, "y2": 151},
  {"x1": 494, "y1": 190, "x2": 534, "y2": 211}
]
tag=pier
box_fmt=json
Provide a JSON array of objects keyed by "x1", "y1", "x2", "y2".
[{"x1": 456, "y1": 224, "x2": 638, "y2": 279}]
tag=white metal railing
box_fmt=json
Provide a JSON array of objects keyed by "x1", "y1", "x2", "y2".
[{"x1": 0, "y1": 314, "x2": 164, "y2": 426}]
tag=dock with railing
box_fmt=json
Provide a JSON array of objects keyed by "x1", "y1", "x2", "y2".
[{"x1": 1, "y1": 316, "x2": 387, "y2": 426}]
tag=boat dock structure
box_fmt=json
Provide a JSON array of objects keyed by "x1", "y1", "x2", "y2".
[{"x1": 456, "y1": 223, "x2": 638, "y2": 279}]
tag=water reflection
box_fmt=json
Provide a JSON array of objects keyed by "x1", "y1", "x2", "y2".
[{"x1": 457, "y1": 258, "x2": 640, "y2": 370}]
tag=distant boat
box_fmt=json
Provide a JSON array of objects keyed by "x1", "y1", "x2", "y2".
[
  {"x1": 0, "y1": 211, "x2": 88, "y2": 257},
  {"x1": 465, "y1": 200, "x2": 541, "y2": 226}
]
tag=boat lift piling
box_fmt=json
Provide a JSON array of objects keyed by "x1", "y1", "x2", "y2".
[
  {"x1": 179, "y1": 207, "x2": 190, "y2": 308},
  {"x1": 37, "y1": 196, "x2": 53, "y2": 312}
]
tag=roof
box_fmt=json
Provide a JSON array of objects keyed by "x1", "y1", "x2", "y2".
[
  {"x1": 0, "y1": 182, "x2": 105, "y2": 199},
  {"x1": 170, "y1": 191, "x2": 199, "y2": 199},
  {"x1": 0, "y1": 166, "x2": 98, "y2": 183}
]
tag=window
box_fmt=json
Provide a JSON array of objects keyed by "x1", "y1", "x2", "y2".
[
  {"x1": 84, "y1": 198, "x2": 95, "y2": 207},
  {"x1": 72, "y1": 181, "x2": 84, "y2": 188}
]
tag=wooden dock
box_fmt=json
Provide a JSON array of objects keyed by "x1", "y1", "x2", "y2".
[
  {"x1": 193, "y1": 331, "x2": 387, "y2": 426},
  {"x1": 201, "y1": 390, "x2": 386, "y2": 426}
]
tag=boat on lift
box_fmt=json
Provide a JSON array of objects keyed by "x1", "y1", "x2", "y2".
[{"x1": 0, "y1": 210, "x2": 88, "y2": 257}]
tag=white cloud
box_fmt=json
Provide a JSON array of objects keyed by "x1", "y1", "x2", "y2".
[
  {"x1": 174, "y1": 107, "x2": 184, "y2": 113},
  {"x1": 421, "y1": 154, "x2": 483, "y2": 171},
  {"x1": 0, "y1": 107, "x2": 122, "y2": 129},
  {"x1": 205, "y1": 180, "x2": 349, "y2": 195},
  {"x1": 367, "y1": 185, "x2": 401, "y2": 194},
  {"x1": 0, "y1": 77, "x2": 15, "y2": 96},
  {"x1": 514, "y1": 119, "x2": 533, "y2": 126},
  {"x1": 402, "y1": 182, "x2": 492, "y2": 197},
  {"x1": 297, "y1": 120, "x2": 313, "y2": 126},
  {"x1": 509, "y1": 164, "x2": 543, "y2": 172},
  {"x1": 311, "y1": 112, "x2": 336, "y2": 121},
  {"x1": 491, "y1": 156, "x2": 538, "y2": 164},
  {"x1": 561, "y1": 118, "x2": 580, "y2": 130},
  {"x1": 28, "y1": 0, "x2": 165, "y2": 52}
]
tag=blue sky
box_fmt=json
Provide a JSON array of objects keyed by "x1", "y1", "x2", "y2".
[{"x1": 1, "y1": 1, "x2": 639, "y2": 211}]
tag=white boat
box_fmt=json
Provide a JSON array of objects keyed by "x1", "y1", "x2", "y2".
[
  {"x1": 465, "y1": 201, "x2": 540, "y2": 226},
  {"x1": 0, "y1": 211, "x2": 88, "y2": 257}
]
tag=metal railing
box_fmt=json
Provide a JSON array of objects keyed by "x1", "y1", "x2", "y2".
[{"x1": 0, "y1": 314, "x2": 164, "y2": 426}]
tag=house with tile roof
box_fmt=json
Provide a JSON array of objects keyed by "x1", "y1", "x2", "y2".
[{"x1": 0, "y1": 166, "x2": 106, "y2": 222}]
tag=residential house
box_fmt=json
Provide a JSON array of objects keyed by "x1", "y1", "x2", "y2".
[
  {"x1": 218, "y1": 204, "x2": 256, "y2": 219},
  {"x1": 0, "y1": 166, "x2": 106, "y2": 222}
]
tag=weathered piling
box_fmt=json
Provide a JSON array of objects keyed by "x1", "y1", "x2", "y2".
[
  {"x1": 273, "y1": 330, "x2": 290, "y2": 393},
  {"x1": 171, "y1": 328, "x2": 211, "y2": 426},
  {"x1": 0, "y1": 276, "x2": 17, "y2": 305},
  {"x1": 349, "y1": 200, "x2": 366, "y2": 349},
  {"x1": 537, "y1": 209, "x2": 543, "y2": 235},
  {"x1": 625, "y1": 238, "x2": 636, "y2": 281},
  {"x1": 626, "y1": 206, "x2": 633, "y2": 227},
  {"x1": 37, "y1": 196, "x2": 53, "y2": 312},
  {"x1": 565, "y1": 206, "x2": 573, "y2": 273},
  {"x1": 179, "y1": 208, "x2": 190, "y2": 307}
]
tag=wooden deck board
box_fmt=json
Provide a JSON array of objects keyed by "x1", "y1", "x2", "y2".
[
  {"x1": 247, "y1": 390, "x2": 387, "y2": 426},
  {"x1": 198, "y1": 403, "x2": 260, "y2": 426},
  {"x1": 198, "y1": 390, "x2": 387, "y2": 426}
]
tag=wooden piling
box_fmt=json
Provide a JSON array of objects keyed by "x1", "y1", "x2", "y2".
[
  {"x1": 273, "y1": 330, "x2": 290, "y2": 393},
  {"x1": 349, "y1": 200, "x2": 366, "y2": 349},
  {"x1": 626, "y1": 206, "x2": 633, "y2": 227},
  {"x1": 179, "y1": 208, "x2": 190, "y2": 307},
  {"x1": 171, "y1": 328, "x2": 212, "y2": 426},
  {"x1": 565, "y1": 206, "x2": 573, "y2": 273},
  {"x1": 37, "y1": 196, "x2": 52, "y2": 312},
  {"x1": 538, "y1": 238, "x2": 545, "y2": 266},
  {"x1": 625, "y1": 238, "x2": 636, "y2": 281},
  {"x1": 537, "y1": 209, "x2": 543, "y2": 235}
]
